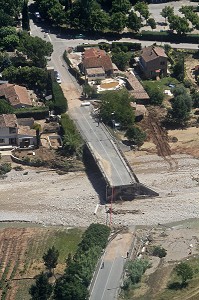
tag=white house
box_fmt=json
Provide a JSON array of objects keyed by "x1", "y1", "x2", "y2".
[{"x1": 0, "y1": 114, "x2": 37, "y2": 148}]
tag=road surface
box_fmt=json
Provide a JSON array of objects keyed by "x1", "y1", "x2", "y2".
[
  {"x1": 70, "y1": 105, "x2": 137, "y2": 186},
  {"x1": 89, "y1": 232, "x2": 134, "y2": 300}
]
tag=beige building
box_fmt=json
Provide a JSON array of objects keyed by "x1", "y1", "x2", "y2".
[{"x1": 0, "y1": 114, "x2": 36, "y2": 148}]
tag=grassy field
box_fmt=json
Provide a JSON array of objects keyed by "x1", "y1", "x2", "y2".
[
  {"x1": 142, "y1": 77, "x2": 180, "y2": 93},
  {"x1": 0, "y1": 224, "x2": 83, "y2": 300}
]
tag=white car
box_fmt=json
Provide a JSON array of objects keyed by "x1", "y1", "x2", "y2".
[{"x1": 56, "y1": 77, "x2": 61, "y2": 84}]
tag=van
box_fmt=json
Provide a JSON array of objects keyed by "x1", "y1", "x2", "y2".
[{"x1": 81, "y1": 102, "x2": 90, "y2": 107}]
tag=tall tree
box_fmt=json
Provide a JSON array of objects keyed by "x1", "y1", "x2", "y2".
[
  {"x1": 160, "y1": 6, "x2": 174, "y2": 23},
  {"x1": 125, "y1": 126, "x2": 146, "y2": 147},
  {"x1": 134, "y1": 1, "x2": 149, "y2": 21},
  {"x1": 127, "y1": 11, "x2": 142, "y2": 32},
  {"x1": 112, "y1": 0, "x2": 131, "y2": 14},
  {"x1": 18, "y1": 32, "x2": 53, "y2": 67},
  {"x1": 43, "y1": 246, "x2": 59, "y2": 274},
  {"x1": 147, "y1": 18, "x2": 156, "y2": 31},
  {"x1": 29, "y1": 272, "x2": 53, "y2": 300},
  {"x1": 22, "y1": 0, "x2": 30, "y2": 31},
  {"x1": 110, "y1": 12, "x2": 127, "y2": 32},
  {"x1": 169, "y1": 15, "x2": 191, "y2": 35}
]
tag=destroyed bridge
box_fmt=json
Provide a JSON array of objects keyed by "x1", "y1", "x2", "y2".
[{"x1": 70, "y1": 105, "x2": 158, "y2": 201}]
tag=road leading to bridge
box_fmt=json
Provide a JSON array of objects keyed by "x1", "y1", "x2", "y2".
[{"x1": 70, "y1": 105, "x2": 138, "y2": 187}]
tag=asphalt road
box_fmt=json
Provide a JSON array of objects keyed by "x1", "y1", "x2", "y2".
[
  {"x1": 89, "y1": 256, "x2": 125, "y2": 300},
  {"x1": 70, "y1": 105, "x2": 136, "y2": 186}
]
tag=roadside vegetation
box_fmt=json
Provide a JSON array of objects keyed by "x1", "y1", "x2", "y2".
[{"x1": 28, "y1": 223, "x2": 110, "y2": 300}]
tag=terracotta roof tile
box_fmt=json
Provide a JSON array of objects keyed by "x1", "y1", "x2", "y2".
[
  {"x1": 141, "y1": 46, "x2": 167, "y2": 62},
  {"x1": 82, "y1": 48, "x2": 113, "y2": 72},
  {"x1": 0, "y1": 84, "x2": 32, "y2": 107},
  {"x1": 0, "y1": 114, "x2": 18, "y2": 128}
]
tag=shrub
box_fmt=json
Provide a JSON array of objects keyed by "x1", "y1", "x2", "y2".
[
  {"x1": 0, "y1": 163, "x2": 11, "y2": 175},
  {"x1": 152, "y1": 245, "x2": 167, "y2": 258},
  {"x1": 123, "y1": 259, "x2": 151, "y2": 291}
]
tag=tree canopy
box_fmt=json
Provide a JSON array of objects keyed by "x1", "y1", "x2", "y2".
[
  {"x1": 99, "y1": 89, "x2": 135, "y2": 128},
  {"x1": 18, "y1": 32, "x2": 53, "y2": 67},
  {"x1": 29, "y1": 272, "x2": 53, "y2": 300},
  {"x1": 43, "y1": 246, "x2": 59, "y2": 273},
  {"x1": 125, "y1": 126, "x2": 146, "y2": 147}
]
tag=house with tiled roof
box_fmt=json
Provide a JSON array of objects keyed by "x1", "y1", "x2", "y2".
[
  {"x1": 139, "y1": 45, "x2": 168, "y2": 79},
  {"x1": 0, "y1": 114, "x2": 36, "y2": 148},
  {"x1": 80, "y1": 48, "x2": 114, "y2": 81},
  {"x1": 0, "y1": 83, "x2": 32, "y2": 108},
  {"x1": 125, "y1": 72, "x2": 150, "y2": 104}
]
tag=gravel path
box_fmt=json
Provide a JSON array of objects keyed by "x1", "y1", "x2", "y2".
[{"x1": 0, "y1": 153, "x2": 199, "y2": 227}]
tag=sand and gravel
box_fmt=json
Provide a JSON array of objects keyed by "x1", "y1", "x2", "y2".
[{"x1": 0, "y1": 153, "x2": 199, "y2": 227}]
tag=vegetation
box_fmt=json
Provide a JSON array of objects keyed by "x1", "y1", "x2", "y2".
[
  {"x1": 99, "y1": 89, "x2": 135, "y2": 129},
  {"x1": 60, "y1": 114, "x2": 83, "y2": 158},
  {"x1": 29, "y1": 272, "x2": 53, "y2": 300},
  {"x1": 0, "y1": 163, "x2": 12, "y2": 175},
  {"x1": 152, "y1": 245, "x2": 167, "y2": 258},
  {"x1": 51, "y1": 82, "x2": 68, "y2": 114},
  {"x1": 54, "y1": 223, "x2": 111, "y2": 300},
  {"x1": 0, "y1": 99, "x2": 14, "y2": 114},
  {"x1": 174, "y1": 262, "x2": 193, "y2": 286},
  {"x1": 43, "y1": 246, "x2": 59, "y2": 274},
  {"x1": 125, "y1": 126, "x2": 146, "y2": 148},
  {"x1": 143, "y1": 84, "x2": 164, "y2": 106},
  {"x1": 168, "y1": 85, "x2": 192, "y2": 125},
  {"x1": 122, "y1": 259, "x2": 151, "y2": 292}
]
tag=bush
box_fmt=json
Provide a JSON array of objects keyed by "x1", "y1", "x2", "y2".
[
  {"x1": 152, "y1": 245, "x2": 167, "y2": 258},
  {"x1": 123, "y1": 259, "x2": 151, "y2": 291},
  {"x1": 0, "y1": 163, "x2": 12, "y2": 175}
]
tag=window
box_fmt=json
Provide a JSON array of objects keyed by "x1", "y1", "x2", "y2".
[
  {"x1": 0, "y1": 139, "x2": 5, "y2": 143},
  {"x1": 9, "y1": 127, "x2": 16, "y2": 134}
]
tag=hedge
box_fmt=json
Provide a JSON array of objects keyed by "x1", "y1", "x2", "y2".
[
  {"x1": 111, "y1": 42, "x2": 141, "y2": 51},
  {"x1": 52, "y1": 81, "x2": 68, "y2": 114},
  {"x1": 138, "y1": 31, "x2": 199, "y2": 44},
  {"x1": 15, "y1": 107, "x2": 49, "y2": 119}
]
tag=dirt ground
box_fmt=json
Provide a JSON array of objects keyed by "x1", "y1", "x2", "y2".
[
  {"x1": 130, "y1": 219, "x2": 199, "y2": 299},
  {"x1": 185, "y1": 55, "x2": 199, "y2": 90}
]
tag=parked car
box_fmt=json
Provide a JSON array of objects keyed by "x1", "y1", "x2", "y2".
[
  {"x1": 56, "y1": 77, "x2": 61, "y2": 84},
  {"x1": 34, "y1": 12, "x2": 41, "y2": 21}
]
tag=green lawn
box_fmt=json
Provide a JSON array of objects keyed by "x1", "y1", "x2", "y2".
[{"x1": 142, "y1": 77, "x2": 180, "y2": 93}]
